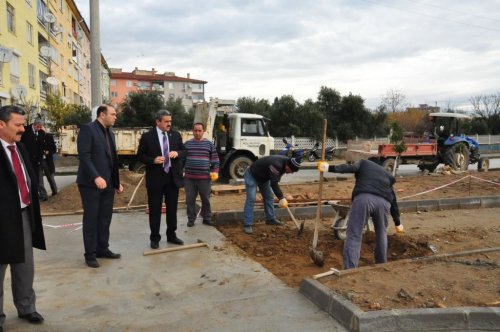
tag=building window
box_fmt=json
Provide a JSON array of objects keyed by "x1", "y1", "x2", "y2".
[
  {"x1": 60, "y1": 55, "x2": 64, "y2": 70},
  {"x1": 26, "y1": 22, "x2": 33, "y2": 44},
  {"x1": 28, "y1": 63, "x2": 36, "y2": 88},
  {"x1": 7, "y1": 3, "x2": 16, "y2": 34},
  {"x1": 110, "y1": 79, "x2": 116, "y2": 86},
  {"x1": 111, "y1": 91, "x2": 117, "y2": 97},
  {"x1": 168, "y1": 82, "x2": 174, "y2": 89},
  {"x1": 10, "y1": 55, "x2": 20, "y2": 79},
  {"x1": 126, "y1": 80, "x2": 133, "y2": 87}
]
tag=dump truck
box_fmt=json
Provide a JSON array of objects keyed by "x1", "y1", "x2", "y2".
[{"x1": 59, "y1": 98, "x2": 275, "y2": 179}]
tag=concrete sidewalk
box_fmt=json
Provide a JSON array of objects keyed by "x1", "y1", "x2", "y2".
[{"x1": 3, "y1": 210, "x2": 346, "y2": 331}]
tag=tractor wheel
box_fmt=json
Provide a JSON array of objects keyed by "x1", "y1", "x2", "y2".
[
  {"x1": 382, "y1": 158, "x2": 396, "y2": 174},
  {"x1": 478, "y1": 158, "x2": 489, "y2": 172},
  {"x1": 453, "y1": 144, "x2": 470, "y2": 171},
  {"x1": 228, "y1": 156, "x2": 252, "y2": 180}
]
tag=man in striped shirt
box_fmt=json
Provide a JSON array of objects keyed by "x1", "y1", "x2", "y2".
[{"x1": 185, "y1": 123, "x2": 220, "y2": 227}]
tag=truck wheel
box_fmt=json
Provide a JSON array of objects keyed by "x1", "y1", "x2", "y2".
[
  {"x1": 132, "y1": 161, "x2": 146, "y2": 174},
  {"x1": 453, "y1": 144, "x2": 470, "y2": 171},
  {"x1": 228, "y1": 156, "x2": 252, "y2": 179},
  {"x1": 382, "y1": 158, "x2": 396, "y2": 173},
  {"x1": 478, "y1": 158, "x2": 489, "y2": 172}
]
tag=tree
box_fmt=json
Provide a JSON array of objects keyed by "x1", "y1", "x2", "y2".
[
  {"x1": 269, "y1": 95, "x2": 300, "y2": 136},
  {"x1": 166, "y1": 97, "x2": 192, "y2": 130},
  {"x1": 116, "y1": 91, "x2": 164, "y2": 127},
  {"x1": 469, "y1": 93, "x2": 500, "y2": 134},
  {"x1": 45, "y1": 92, "x2": 70, "y2": 133},
  {"x1": 236, "y1": 97, "x2": 271, "y2": 118},
  {"x1": 389, "y1": 122, "x2": 406, "y2": 176},
  {"x1": 63, "y1": 104, "x2": 92, "y2": 127},
  {"x1": 380, "y1": 89, "x2": 407, "y2": 113},
  {"x1": 296, "y1": 99, "x2": 323, "y2": 140},
  {"x1": 20, "y1": 96, "x2": 39, "y2": 124},
  {"x1": 316, "y1": 86, "x2": 341, "y2": 138}
]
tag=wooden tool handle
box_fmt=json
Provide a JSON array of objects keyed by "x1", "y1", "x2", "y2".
[
  {"x1": 313, "y1": 119, "x2": 328, "y2": 249},
  {"x1": 143, "y1": 242, "x2": 208, "y2": 256}
]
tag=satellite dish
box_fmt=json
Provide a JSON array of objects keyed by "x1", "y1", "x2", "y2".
[
  {"x1": 0, "y1": 46, "x2": 13, "y2": 63},
  {"x1": 46, "y1": 77, "x2": 60, "y2": 86},
  {"x1": 40, "y1": 46, "x2": 53, "y2": 57},
  {"x1": 44, "y1": 12, "x2": 56, "y2": 23},
  {"x1": 11, "y1": 85, "x2": 28, "y2": 100}
]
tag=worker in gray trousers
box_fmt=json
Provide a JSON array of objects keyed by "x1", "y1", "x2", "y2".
[{"x1": 318, "y1": 159, "x2": 396, "y2": 269}]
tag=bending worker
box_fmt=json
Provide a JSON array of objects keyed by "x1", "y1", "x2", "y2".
[
  {"x1": 318, "y1": 159, "x2": 401, "y2": 269},
  {"x1": 243, "y1": 155, "x2": 301, "y2": 234}
]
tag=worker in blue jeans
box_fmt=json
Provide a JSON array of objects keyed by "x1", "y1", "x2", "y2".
[{"x1": 243, "y1": 155, "x2": 301, "y2": 234}]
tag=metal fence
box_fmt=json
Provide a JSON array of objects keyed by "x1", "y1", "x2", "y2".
[{"x1": 275, "y1": 135, "x2": 500, "y2": 150}]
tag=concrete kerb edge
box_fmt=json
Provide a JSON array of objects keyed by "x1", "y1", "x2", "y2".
[{"x1": 213, "y1": 195, "x2": 500, "y2": 331}]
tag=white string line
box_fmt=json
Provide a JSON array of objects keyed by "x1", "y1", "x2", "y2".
[
  {"x1": 470, "y1": 175, "x2": 500, "y2": 186},
  {"x1": 400, "y1": 175, "x2": 470, "y2": 199},
  {"x1": 43, "y1": 222, "x2": 82, "y2": 229}
]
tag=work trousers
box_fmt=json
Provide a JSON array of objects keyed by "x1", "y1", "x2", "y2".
[
  {"x1": 243, "y1": 169, "x2": 275, "y2": 226},
  {"x1": 38, "y1": 159, "x2": 57, "y2": 199},
  {"x1": 343, "y1": 193, "x2": 390, "y2": 269},
  {"x1": 185, "y1": 178, "x2": 212, "y2": 222},
  {"x1": 0, "y1": 209, "x2": 37, "y2": 327}
]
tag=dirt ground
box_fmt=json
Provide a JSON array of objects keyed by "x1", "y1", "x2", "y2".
[{"x1": 41, "y1": 170, "x2": 500, "y2": 311}]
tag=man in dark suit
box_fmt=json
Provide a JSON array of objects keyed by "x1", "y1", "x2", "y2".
[
  {"x1": 77, "y1": 105, "x2": 124, "y2": 268},
  {"x1": 0, "y1": 105, "x2": 46, "y2": 328},
  {"x1": 39, "y1": 131, "x2": 58, "y2": 197},
  {"x1": 137, "y1": 110, "x2": 186, "y2": 249},
  {"x1": 21, "y1": 118, "x2": 46, "y2": 200}
]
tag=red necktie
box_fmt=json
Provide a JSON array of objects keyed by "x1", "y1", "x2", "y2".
[{"x1": 7, "y1": 145, "x2": 31, "y2": 206}]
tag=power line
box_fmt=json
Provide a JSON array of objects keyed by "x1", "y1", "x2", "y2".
[{"x1": 358, "y1": 0, "x2": 500, "y2": 33}]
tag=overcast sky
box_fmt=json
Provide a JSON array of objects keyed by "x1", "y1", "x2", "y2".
[{"x1": 74, "y1": 0, "x2": 500, "y2": 110}]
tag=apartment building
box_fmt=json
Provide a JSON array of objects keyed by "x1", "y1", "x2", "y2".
[
  {"x1": 0, "y1": 0, "x2": 109, "y2": 114},
  {"x1": 110, "y1": 68, "x2": 207, "y2": 110}
]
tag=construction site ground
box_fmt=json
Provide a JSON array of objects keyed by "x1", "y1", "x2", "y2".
[{"x1": 37, "y1": 167, "x2": 500, "y2": 316}]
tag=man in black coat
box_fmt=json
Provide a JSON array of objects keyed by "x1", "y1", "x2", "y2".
[
  {"x1": 21, "y1": 118, "x2": 46, "y2": 200},
  {"x1": 77, "y1": 105, "x2": 124, "y2": 268},
  {"x1": 137, "y1": 110, "x2": 186, "y2": 249},
  {"x1": 0, "y1": 105, "x2": 46, "y2": 328},
  {"x1": 38, "y1": 131, "x2": 58, "y2": 197}
]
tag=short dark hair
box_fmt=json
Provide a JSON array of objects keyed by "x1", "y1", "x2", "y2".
[
  {"x1": 96, "y1": 105, "x2": 110, "y2": 117},
  {"x1": 193, "y1": 122, "x2": 204, "y2": 130},
  {"x1": 155, "y1": 110, "x2": 172, "y2": 121},
  {"x1": 0, "y1": 105, "x2": 25, "y2": 122}
]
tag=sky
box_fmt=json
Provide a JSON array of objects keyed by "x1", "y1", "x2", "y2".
[{"x1": 74, "y1": 0, "x2": 500, "y2": 110}]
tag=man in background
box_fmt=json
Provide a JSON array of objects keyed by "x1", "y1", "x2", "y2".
[
  {"x1": 21, "y1": 118, "x2": 46, "y2": 200},
  {"x1": 184, "y1": 122, "x2": 219, "y2": 227}
]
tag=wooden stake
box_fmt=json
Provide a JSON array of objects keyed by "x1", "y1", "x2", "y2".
[
  {"x1": 127, "y1": 174, "x2": 145, "y2": 210},
  {"x1": 143, "y1": 242, "x2": 208, "y2": 256}
]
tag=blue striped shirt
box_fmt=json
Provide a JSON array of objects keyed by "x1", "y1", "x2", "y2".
[{"x1": 184, "y1": 139, "x2": 220, "y2": 179}]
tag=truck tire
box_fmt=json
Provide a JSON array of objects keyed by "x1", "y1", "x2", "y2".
[
  {"x1": 228, "y1": 156, "x2": 252, "y2": 180},
  {"x1": 478, "y1": 158, "x2": 489, "y2": 172},
  {"x1": 382, "y1": 158, "x2": 396, "y2": 174},
  {"x1": 131, "y1": 161, "x2": 146, "y2": 174},
  {"x1": 453, "y1": 143, "x2": 470, "y2": 171}
]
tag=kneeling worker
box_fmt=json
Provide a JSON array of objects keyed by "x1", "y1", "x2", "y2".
[
  {"x1": 243, "y1": 155, "x2": 301, "y2": 234},
  {"x1": 318, "y1": 159, "x2": 400, "y2": 269}
]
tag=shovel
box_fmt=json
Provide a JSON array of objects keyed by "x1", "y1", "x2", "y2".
[
  {"x1": 285, "y1": 206, "x2": 304, "y2": 235},
  {"x1": 309, "y1": 119, "x2": 327, "y2": 267}
]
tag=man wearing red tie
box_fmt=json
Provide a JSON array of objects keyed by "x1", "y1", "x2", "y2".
[
  {"x1": 137, "y1": 110, "x2": 186, "y2": 249},
  {"x1": 0, "y1": 105, "x2": 46, "y2": 329}
]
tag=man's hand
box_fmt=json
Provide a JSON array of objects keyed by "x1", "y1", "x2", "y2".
[
  {"x1": 154, "y1": 156, "x2": 165, "y2": 164},
  {"x1": 317, "y1": 161, "x2": 329, "y2": 172},
  {"x1": 95, "y1": 176, "x2": 107, "y2": 190},
  {"x1": 395, "y1": 224, "x2": 404, "y2": 234},
  {"x1": 210, "y1": 172, "x2": 219, "y2": 182},
  {"x1": 278, "y1": 198, "x2": 288, "y2": 208},
  {"x1": 168, "y1": 151, "x2": 178, "y2": 159},
  {"x1": 116, "y1": 184, "x2": 124, "y2": 194}
]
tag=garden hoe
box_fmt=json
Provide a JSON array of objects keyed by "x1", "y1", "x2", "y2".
[
  {"x1": 285, "y1": 206, "x2": 304, "y2": 235},
  {"x1": 309, "y1": 120, "x2": 327, "y2": 267}
]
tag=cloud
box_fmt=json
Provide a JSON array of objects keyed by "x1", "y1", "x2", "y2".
[{"x1": 75, "y1": 0, "x2": 500, "y2": 109}]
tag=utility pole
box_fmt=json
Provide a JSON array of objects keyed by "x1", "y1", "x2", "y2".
[{"x1": 90, "y1": 0, "x2": 101, "y2": 120}]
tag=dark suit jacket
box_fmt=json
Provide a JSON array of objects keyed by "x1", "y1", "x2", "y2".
[
  {"x1": 76, "y1": 121, "x2": 120, "y2": 189},
  {"x1": 0, "y1": 142, "x2": 46, "y2": 264},
  {"x1": 21, "y1": 124, "x2": 45, "y2": 168},
  {"x1": 44, "y1": 133, "x2": 57, "y2": 174},
  {"x1": 137, "y1": 128, "x2": 185, "y2": 189}
]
